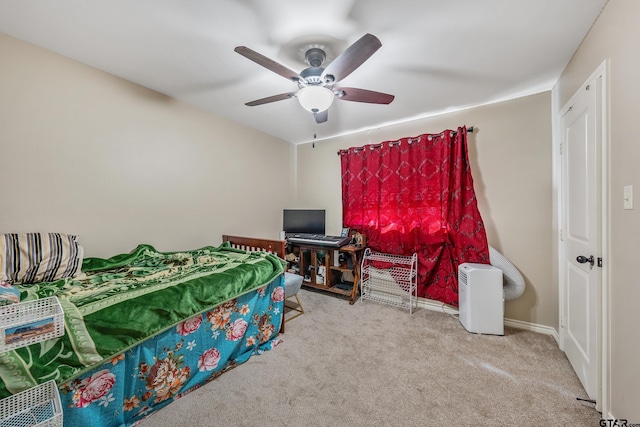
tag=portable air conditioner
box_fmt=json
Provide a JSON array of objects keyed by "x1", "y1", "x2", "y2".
[{"x1": 458, "y1": 263, "x2": 504, "y2": 335}]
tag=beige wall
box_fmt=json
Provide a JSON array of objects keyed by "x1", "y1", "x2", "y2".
[
  {"x1": 554, "y1": 0, "x2": 640, "y2": 420},
  {"x1": 0, "y1": 33, "x2": 293, "y2": 257},
  {"x1": 297, "y1": 92, "x2": 554, "y2": 327}
]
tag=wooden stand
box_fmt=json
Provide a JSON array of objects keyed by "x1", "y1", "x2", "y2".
[{"x1": 286, "y1": 242, "x2": 366, "y2": 304}]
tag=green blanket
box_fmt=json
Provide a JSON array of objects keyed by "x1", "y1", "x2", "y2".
[{"x1": 0, "y1": 243, "x2": 285, "y2": 397}]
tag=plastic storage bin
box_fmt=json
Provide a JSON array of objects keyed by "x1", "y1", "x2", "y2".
[
  {"x1": 0, "y1": 380, "x2": 62, "y2": 427},
  {"x1": 0, "y1": 297, "x2": 64, "y2": 353}
]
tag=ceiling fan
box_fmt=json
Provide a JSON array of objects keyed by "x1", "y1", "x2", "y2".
[{"x1": 234, "y1": 33, "x2": 394, "y2": 124}]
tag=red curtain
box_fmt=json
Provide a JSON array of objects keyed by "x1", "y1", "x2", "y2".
[{"x1": 339, "y1": 126, "x2": 489, "y2": 306}]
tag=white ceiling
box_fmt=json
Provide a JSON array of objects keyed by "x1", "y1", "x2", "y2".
[{"x1": 0, "y1": 0, "x2": 607, "y2": 144}]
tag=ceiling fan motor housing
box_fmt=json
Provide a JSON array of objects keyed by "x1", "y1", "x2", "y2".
[{"x1": 299, "y1": 67, "x2": 325, "y2": 86}]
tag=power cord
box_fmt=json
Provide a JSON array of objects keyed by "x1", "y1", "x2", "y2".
[{"x1": 441, "y1": 302, "x2": 459, "y2": 319}]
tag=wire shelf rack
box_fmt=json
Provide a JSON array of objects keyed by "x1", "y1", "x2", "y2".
[{"x1": 360, "y1": 249, "x2": 418, "y2": 314}]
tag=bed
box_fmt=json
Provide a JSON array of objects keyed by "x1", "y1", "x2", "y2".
[{"x1": 0, "y1": 233, "x2": 286, "y2": 427}]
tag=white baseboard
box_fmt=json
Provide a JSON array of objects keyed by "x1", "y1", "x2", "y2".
[
  {"x1": 416, "y1": 297, "x2": 560, "y2": 343},
  {"x1": 416, "y1": 296, "x2": 460, "y2": 315},
  {"x1": 503, "y1": 317, "x2": 560, "y2": 343}
]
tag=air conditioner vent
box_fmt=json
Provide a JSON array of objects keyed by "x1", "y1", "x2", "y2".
[{"x1": 459, "y1": 270, "x2": 467, "y2": 287}]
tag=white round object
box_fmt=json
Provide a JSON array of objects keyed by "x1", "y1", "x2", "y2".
[{"x1": 297, "y1": 86, "x2": 335, "y2": 113}]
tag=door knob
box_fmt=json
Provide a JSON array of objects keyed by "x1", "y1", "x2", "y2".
[{"x1": 576, "y1": 255, "x2": 594, "y2": 266}]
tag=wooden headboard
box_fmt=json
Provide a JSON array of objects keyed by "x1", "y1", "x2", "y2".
[{"x1": 222, "y1": 235, "x2": 286, "y2": 259}]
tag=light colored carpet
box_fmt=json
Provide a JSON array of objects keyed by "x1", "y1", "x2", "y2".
[{"x1": 141, "y1": 288, "x2": 600, "y2": 426}]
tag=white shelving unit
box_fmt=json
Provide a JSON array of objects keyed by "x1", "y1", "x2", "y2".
[
  {"x1": 0, "y1": 297, "x2": 65, "y2": 426},
  {"x1": 360, "y1": 249, "x2": 418, "y2": 314}
]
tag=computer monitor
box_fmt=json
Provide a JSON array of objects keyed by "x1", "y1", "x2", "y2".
[{"x1": 283, "y1": 209, "x2": 326, "y2": 235}]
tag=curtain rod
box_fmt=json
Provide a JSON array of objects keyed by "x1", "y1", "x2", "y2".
[{"x1": 336, "y1": 126, "x2": 474, "y2": 156}]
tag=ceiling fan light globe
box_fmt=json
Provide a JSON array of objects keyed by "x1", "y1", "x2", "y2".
[{"x1": 297, "y1": 86, "x2": 335, "y2": 113}]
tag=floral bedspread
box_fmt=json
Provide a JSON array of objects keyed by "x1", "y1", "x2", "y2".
[
  {"x1": 58, "y1": 276, "x2": 284, "y2": 427},
  {"x1": 0, "y1": 243, "x2": 285, "y2": 402}
]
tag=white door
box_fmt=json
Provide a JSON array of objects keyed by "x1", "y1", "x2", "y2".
[{"x1": 560, "y1": 75, "x2": 601, "y2": 400}]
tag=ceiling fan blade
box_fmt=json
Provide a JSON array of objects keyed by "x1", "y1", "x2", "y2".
[
  {"x1": 322, "y1": 34, "x2": 382, "y2": 83},
  {"x1": 314, "y1": 110, "x2": 328, "y2": 124},
  {"x1": 245, "y1": 92, "x2": 297, "y2": 106},
  {"x1": 336, "y1": 87, "x2": 395, "y2": 104},
  {"x1": 234, "y1": 46, "x2": 301, "y2": 83}
]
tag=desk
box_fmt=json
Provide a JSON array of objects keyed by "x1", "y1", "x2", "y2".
[{"x1": 285, "y1": 242, "x2": 366, "y2": 304}]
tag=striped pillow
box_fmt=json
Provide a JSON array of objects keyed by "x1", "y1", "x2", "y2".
[{"x1": 0, "y1": 233, "x2": 83, "y2": 284}]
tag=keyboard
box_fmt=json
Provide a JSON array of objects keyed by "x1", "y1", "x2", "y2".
[{"x1": 287, "y1": 234, "x2": 351, "y2": 248}]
